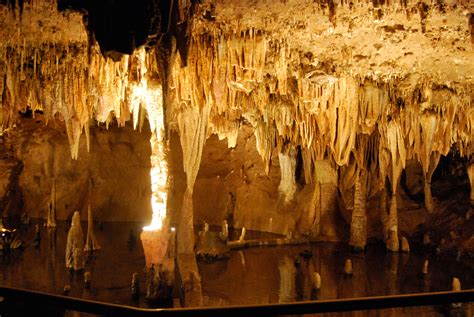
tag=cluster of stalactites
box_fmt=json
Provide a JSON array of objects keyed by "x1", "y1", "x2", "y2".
[
  {"x1": 0, "y1": 9, "x2": 163, "y2": 158},
  {"x1": 170, "y1": 32, "x2": 473, "y2": 198}
]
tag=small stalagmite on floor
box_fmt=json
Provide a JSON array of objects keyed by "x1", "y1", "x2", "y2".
[
  {"x1": 421, "y1": 260, "x2": 429, "y2": 275},
  {"x1": 66, "y1": 211, "x2": 84, "y2": 271},
  {"x1": 239, "y1": 227, "x2": 246, "y2": 242},
  {"x1": 401, "y1": 237, "x2": 410, "y2": 253},
  {"x1": 450, "y1": 277, "x2": 462, "y2": 308},
  {"x1": 344, "y1": 259, "x2": 353, "y2": 276},
  {"x1": 311, "y1": 272, "x2": 321, "y2": 291}
]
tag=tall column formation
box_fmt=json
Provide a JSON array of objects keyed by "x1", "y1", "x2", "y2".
[
  {"x1": 384, "y1": 122, "x2": 406, "y2": 252},
  {"x1": 420, "y1": 114, "x2": 441, "y2": 214},
  {"x1": 350, "y1": 170, "x2": 367, "y2": 251},
  {"x1": 278, "y1": 148, "x2": 297, "y2": 204},
  {"x1": 176, "y1": 103, "x2": 211, "y2": 254}
]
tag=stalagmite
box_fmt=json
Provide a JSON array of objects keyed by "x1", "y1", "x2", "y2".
[
  {"x1": 452, "y1": 277, "x2": 461, "y2": 292},
  {"x1": 239, "y1": 227, "x2": 246, "y2": 242},
  {"x1": 344, "y1": 259, "x2": 353, "y2": 276},
  {"x1": 220, "y1": 220, "x2": 229, "y2": 240},
  {"x1": 311, "y1": 272, "x2": 321, "y2": 291},
  {"x1": 350, "y1": 170, "x2": 368, "y2": 251},
  {"x1": 46, "y1": 180, "x2": 57, "y2": 228},
  {"x1": 401, "y1": 237, "x2": 410, "y2": 253},
  {"x1": 66, "y1": 211, "x2": 84, "y2": 271},
  {"x1": 468, "y1": 164, "x2": 474, "y2": 202},
  {"x1": 84, "y1": 204, "x2": 101, "y2": 252},
  {"x1": 451, "y1": 277, "x2": 462, "y2": 308},
  {"x1": 421, "y1": 260, "x2": 429, "y2": 275}
]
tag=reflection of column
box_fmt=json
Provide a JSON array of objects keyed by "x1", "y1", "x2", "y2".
[
  {"x1": 295, "y1": 258, "x2": 312, "y2": 301},
  {"x1": 386, "y1": 253, "x2": 399, "y2": 295},
  {"x1": 278, "y1": 257, "x2": 295, "y2": 303},
  {"x1": 47, "y1": 228, "x2": 57, "y2": 289}
]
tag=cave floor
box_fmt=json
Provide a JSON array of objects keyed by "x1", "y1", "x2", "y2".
[{"x1": 0, "y1": 220, "x2": 473, "y2": 316}]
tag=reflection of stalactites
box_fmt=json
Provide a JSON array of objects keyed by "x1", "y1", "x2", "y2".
[
  {"x1": 278, "y1": 256, "x2": 296, "y2": 303},
  {"x1": 46, "y1": 179, "x2": 57, "y2": 228}
]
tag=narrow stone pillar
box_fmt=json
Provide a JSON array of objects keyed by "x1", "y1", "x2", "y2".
[
  {"x1": 387, "y1": 195, "x2": 399, "y2": 252},
  {"x1": 350, "y1": 171, "x2": 367, "y2": 251},
  {"x1": 178, "y1": 187, "x2": 195, "y2": 254},
  {"x1": 424, "y1": 179, "x2": 434, "y2": 214}
]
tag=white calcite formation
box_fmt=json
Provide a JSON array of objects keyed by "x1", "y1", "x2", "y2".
[{"x1": 66, "y1": 211, "x2": 84, "y2": 270}]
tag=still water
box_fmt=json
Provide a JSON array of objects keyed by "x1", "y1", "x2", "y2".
[{"x1": 0, "y1": 220, "x2": 472, "y2": 316}]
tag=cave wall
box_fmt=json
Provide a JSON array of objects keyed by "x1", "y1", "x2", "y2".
[
  {"x1": 1, "y1": 114, "x2": 152, "y2": 222},
  {"x1": 168, "y1": 123, "x2": 345, "y2": 239}
]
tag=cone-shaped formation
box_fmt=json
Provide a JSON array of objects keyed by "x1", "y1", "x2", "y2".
[
  {"x1": 401, "y1": 237, "x2": 410, "y2": 253},
  {"x1": 421, "y1": 260, "x2": 429, "y2": 275},
  {"x1": 344, "y1": 259, "x2": 353, "y2": 276},
  {"x1": 84, "y1": 204, "x2": 101, "y2": 252},
  {"x1": 452, "y1": 277, "x2": 461, "y2": 292},
  {"x1": 239, "y1": 227, "x2": 246, "y2": 242},
  {"x1": 66, "y1": 211, "x2": 84, "y2": 270},
  {"x1": 468, "y1": 164, "x2": 474, "y2": 202},
  {"x1": 311, "y1": 272, "x2": 321, "y2": 290}
]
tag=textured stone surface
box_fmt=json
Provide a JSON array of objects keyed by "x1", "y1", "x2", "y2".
[{"x1": 2, "y1": 114, "x2": 152, "y2": 222}]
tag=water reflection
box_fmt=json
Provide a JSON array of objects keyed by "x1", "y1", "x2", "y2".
[
  {"x1": 199, "y1": 242, "x2": 474, "y2": 316},
  {"x1": 1, "y1": 221, "x2": 473, "y2": 317}
]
